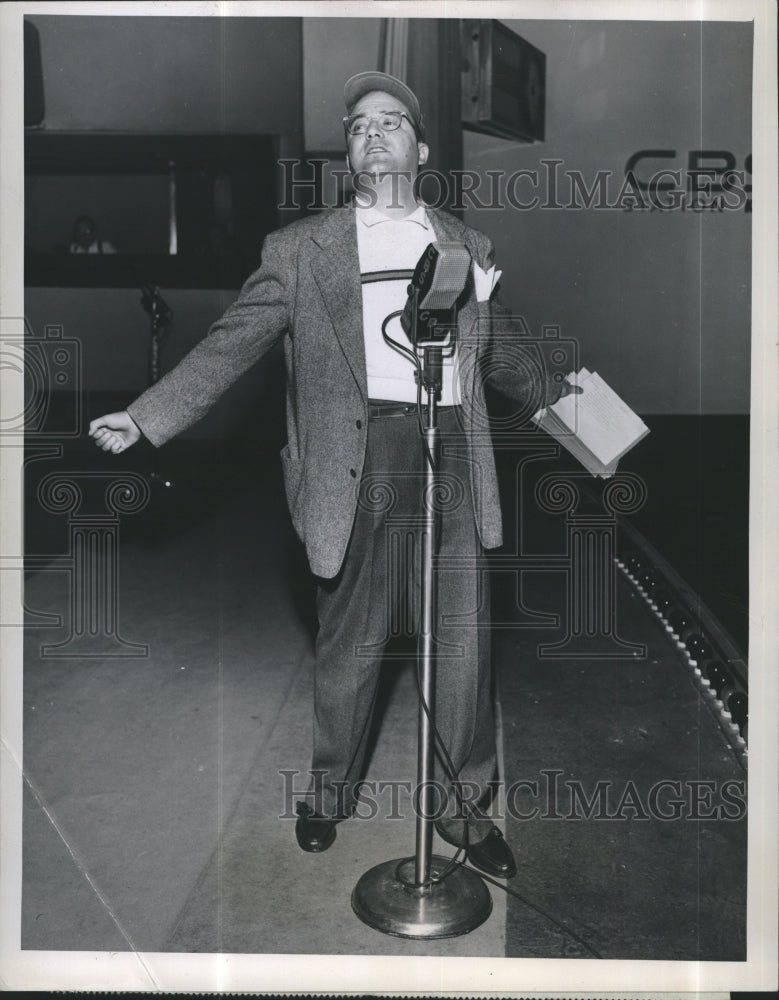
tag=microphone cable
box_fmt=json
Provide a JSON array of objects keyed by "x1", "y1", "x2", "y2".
[
  {"x1": 461, "y1": 864, "x2": 604, "y2": 959},
  {"x1": 400, "y1": 660, "x2": 604, "y2": 958},
  {"x1": 379, "y1": 306, "x2": 480, "y2": 883},
  {"x1": 379, "y1": 310, "x2": 604, "y2": 960},
  {"x1": 381, "y1": 311, "x2": 437, "y2": 473}
]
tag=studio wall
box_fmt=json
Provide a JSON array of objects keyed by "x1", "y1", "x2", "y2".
[
  {"x1": 24, "y1": 15, "x2": 753, "y2": 433},
  {"x1": 24, "y1": 14, "x2": 302, "y2": 439},
  {"x1": 463, "y1": 19, "x2": 753, "y2": 415},
  {"x1": 26, "y1": 15, "x2": 302, "y2": 134},
  {"x1": 24, "y1": 287, "x2": 282, "y2": 442},
  {"x1": 303, "y1": 18, "x2": 381, "y2": 151}
]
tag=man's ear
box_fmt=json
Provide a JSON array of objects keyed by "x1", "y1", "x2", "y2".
[
  {"x1": 417, "y1": 142, "x2": 429, "y2": 167},
  {"x1": 345, "y1": 152, "x2": 351, "y2": 173}
]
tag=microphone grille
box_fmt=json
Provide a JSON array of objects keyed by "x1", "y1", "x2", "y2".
[{"x1": 420, "y1": 242, "x2": 473, "y2": 311}]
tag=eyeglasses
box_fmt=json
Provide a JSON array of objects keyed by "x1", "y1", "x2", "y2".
[{"x1": 343, "y1": 110, "x2": 415, "y2": 136}]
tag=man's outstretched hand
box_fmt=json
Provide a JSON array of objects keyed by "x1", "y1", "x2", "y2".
[{"x1": 88, "y1": 411, "x2": 142, "y2": 454}]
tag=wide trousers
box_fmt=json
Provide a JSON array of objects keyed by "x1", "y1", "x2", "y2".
[{"x1": 309, "y1": 404, "x2": 498, "y2": 838}]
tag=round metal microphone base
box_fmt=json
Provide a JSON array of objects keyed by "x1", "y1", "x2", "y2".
[{"x1": 351, "y1": 855, "x2": 492, "y2": 939}]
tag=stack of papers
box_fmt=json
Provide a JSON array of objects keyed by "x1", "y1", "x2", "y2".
[{"x1": 532, "y1": 368, "x2": 650, "y2": 478}]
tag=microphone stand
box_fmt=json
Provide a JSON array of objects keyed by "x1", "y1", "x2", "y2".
[
  {"x1": 351, "y1": 291, "x2": 492, "y2": 939},
  {"x1": 139, "y1": 286, "x2": 174, "y2": 489}
]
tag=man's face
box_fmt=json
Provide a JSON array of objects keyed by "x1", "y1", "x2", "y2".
[{"x1": 346, "y1": 90, "x2": 429, "y2": 179}]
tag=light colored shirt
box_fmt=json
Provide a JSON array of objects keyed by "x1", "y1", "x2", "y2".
[{"x1": 355, "y1": 202, "x2": 461, "y2": 405}]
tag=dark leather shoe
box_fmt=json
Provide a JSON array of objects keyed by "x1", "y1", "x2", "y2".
[
  {"x1": 295, "y1": 802, "x2": 337, "y2": 853},
  {"x1": 436, "y1": 821, "x2": 517, "y2": 879},
  {"x1": 466, "y1": 826, "x2": 517, "y2": 879}
]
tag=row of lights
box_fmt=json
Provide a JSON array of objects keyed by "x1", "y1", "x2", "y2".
[{"x1": 617, "y1": 552, "x2": 748, "y2": 753}]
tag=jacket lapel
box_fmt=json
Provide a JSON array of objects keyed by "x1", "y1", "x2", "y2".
[
  {"x1": 309, "y1": 207, "x2": 367, "y2": 397},
  {"x1": 307, "y1": 206, "x2": 487, "y2": 399}
]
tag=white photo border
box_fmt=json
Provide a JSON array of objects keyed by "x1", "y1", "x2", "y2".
[{"x1": 1, "y1": 0, "x2": 776, "y2": 993}]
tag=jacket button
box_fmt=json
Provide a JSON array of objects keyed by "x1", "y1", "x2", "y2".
[
  {"x1": 356, "y1": 419, "x2": 362, "y2": 429},
  {"x1": 349, "y1": 468, "x2": 356, "y2": 478}
]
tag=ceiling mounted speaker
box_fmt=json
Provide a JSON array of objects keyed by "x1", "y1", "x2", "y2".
[{"x1": 461, "y1": 20, "x2": 545, "y2": 143}]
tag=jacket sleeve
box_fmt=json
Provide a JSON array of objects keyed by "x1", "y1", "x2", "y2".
[{"x1": 127, "y1": 228, "x2": 292, "y2": 447}]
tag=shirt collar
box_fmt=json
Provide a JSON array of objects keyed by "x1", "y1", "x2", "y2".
[{"x1": 355, "y1": 198, "x2": 430, "y2": 230}]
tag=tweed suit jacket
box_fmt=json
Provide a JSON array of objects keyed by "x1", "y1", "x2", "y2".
[{"x1": 127, "y1": 205, "x2": 545, "y2": 579}]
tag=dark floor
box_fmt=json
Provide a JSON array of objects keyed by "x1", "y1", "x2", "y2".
[
  {"x1": 19, "y1": 424, "x2": 748, "y2": 960},
  {"x1": 499, "y1": 591, "x2": 747, "y2": 960}
]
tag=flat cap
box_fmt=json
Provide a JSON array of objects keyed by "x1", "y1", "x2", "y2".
[{"x1": 344, "y1": 71, "x2": 425, "y2": 137}]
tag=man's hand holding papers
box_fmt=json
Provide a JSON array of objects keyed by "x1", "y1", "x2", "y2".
[{"x1": 533, "y1": 368, "x2": 650, "y2": 477}]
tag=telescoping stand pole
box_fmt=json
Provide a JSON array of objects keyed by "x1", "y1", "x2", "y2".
[
  {"x1": 139, "y1": 286, "x2": 174, "y2": 490},
  {"x1": 351, "y1": 302, "x2": 492, "y2": 939}
]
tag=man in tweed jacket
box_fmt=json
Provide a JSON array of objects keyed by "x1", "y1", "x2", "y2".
[{"x1": 90, "y1": 72, "x2": 572, "y2": 879}]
